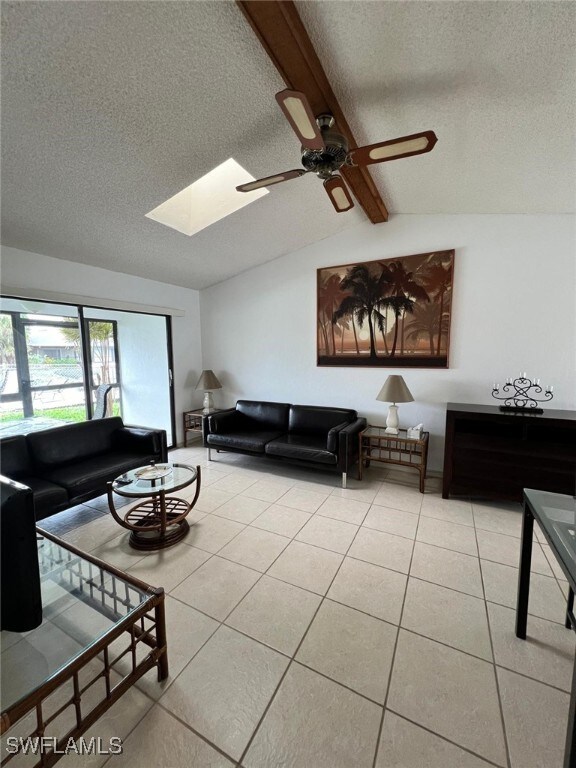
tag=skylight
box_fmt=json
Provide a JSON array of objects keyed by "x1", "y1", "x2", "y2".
[{"x1": 145, "y1": 158, "x2": 268, "y2": 237}]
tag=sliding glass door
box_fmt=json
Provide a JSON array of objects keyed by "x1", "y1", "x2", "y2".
[
  {"x1": 83, "y1": 307, "x2": 172, "y2": 440},
  {"x1": 0, "y1": 297, "x2": 174, "y2": 445}
]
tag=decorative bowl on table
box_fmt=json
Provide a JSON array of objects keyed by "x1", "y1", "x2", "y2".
[{"x1": 134, "y1": 465, "x2": 172, "y2": 480}]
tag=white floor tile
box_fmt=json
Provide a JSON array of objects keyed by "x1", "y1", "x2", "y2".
[
  {"x1": 193, "y1": 487, "x2": 234, "y2": 513},
  {"x1": 277, "y1": 487, "x2": 330, "y2": 513},
  {"x1": 218, "y1": 526, "x2": 290, "y2": 572},
  {"x1": 376, "y1": 711, "x2": 494, "y2": 768},
  {"x1": 185, "y1": 514, "x2": 245, "y2": 554},
  {"x1": 498, "y1": 667, "x2": 569, "y2": 768},
  {"x1": 363, "y1": 504, "x2": 419, "y2": 540},
  {"x1": 161, "y1": 625, "x2": 288, "y2": 761},
  {"x1": 241, "y1": 479, "x2": 291, "y2": 503},
  {"x1": 267, "y1": 541, "x2": 343, "y2": 595},
  {"x1": 296, "y1": 514, "x2": 358, "y2": 554},
  {"x1": 108, "y1": 704, "x2": 234, "y2": 767},
  {"x1": 410, "y1": 541, "x2": 484, "y2": 598},
  {"x1": 476, "y1": 529, "x2": 552, "y2": 576},
  {"x1": 488, "y1": 602, "x2": 575, "y2": 691},
  {"x1": 402, "y1": 578, "x2": 492, "y2": 660},
  {"x1": 481, "y1": 558, "x2": 567, "y2": 624},
  {"x1": 387, "y1": 630, "x2": 507, "y2": 766},
  {"x1": 328, "y1": 557, "x2": 407, "y2": 625},
  {"x1": 226, "y1": 575, "x2": 321, "y2": 656},
  {"x1": 417, "y1": 515, "x2": 478, "y2": 556},
  {"x1": 372, "y1": 482, "x2": 423, "y2": 514},
  {"x1": 251, "y1": 504, "x2": 312, "y2": 538},
  {"x1": 315, "y1": 495, "x2": 370, "y2": 525},
  {"x1": 348, "y1": 527, "x2": 413, "y2": 573},
  {"x1": 211, "y1": 495, "x2": 270, "y2": 524},
  {"x1": 420, "y1": 494, "x2": 474, "y2": 526},
  {"x1": 473, "y1": 501, "x2": 523, "y2": 537},
  {"x1": 297, "y1": 599, "x2": 397, "y2": 702},
  {"x1": 170, "y1": 556, "x2": 260, "y2": 620},
  {"x1": 243, "y1": 662, "x2": 382, "y2": 768},
  {"x1": 126, "y1": 543, "x2": 210, "y2": 592}
]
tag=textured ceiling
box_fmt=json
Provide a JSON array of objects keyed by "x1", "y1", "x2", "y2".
[{"x1": 1, "y1": 1, "x2": 574, "y2": 290}]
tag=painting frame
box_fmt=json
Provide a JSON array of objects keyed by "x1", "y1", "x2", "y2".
[{"x1": 317, "y1": 249, "x2": 455, "y2": 368}]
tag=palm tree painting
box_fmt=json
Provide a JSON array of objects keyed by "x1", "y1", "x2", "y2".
[{"x1": 317, "y1": 250, "x2": 454, "y2": 368}]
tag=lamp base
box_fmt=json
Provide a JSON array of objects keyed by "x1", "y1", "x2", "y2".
[
  {"x1": 385, "y1": 404, "x2": 399, "y2": 435},
  {"x1": 202, "y1": 391, "x2": 214, "y2": 414}
]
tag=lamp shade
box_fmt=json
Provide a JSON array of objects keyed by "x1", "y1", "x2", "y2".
[
  {"x1": 195, "y1": 370, "x2": 222, "y2": 391},
  {"x1": 376, "y1": 375, "x2": 414, "y2": 404}
]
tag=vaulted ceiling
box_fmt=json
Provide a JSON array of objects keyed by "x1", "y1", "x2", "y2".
[{"x1": 1, "y1": 1, "x2": 574, "y2": 289}]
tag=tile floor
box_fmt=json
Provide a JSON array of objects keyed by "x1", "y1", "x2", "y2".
[{"x1": 2, "y1": 444, "x2": 574, "y2": 768}]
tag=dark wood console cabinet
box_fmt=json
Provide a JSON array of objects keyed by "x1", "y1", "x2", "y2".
[{"x1": 442, "y1": 403, "x2": 576, "y2": 501}]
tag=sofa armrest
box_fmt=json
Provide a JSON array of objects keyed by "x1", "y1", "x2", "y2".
[
  {"x1": 113, "y1": 426, "x2": 168, "y2": 462},
  {"x1": 1, "y1": 475, "x2": 42, "y2": 631},
  {"x1": 327, "y1": 421, "x2": 352, "y2": 453},
  {"x1": 337, "y1": 418, "x2": 368, "y2": 472},
  {"x1": 207, "y1": 409, "x2": 243, "y2": 435}
]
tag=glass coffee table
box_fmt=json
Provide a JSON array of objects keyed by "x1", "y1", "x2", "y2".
[
  {"x1": 108, "y1": 462, "x2": 201, "y2": 551},
  {"x1": 1, "y1": 529, "x2": 168, "y2": 766},
  {"x1": 516, "y1": 489, "x2": 576, "y2": 768}
]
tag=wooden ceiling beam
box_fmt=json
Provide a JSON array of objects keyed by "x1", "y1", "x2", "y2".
[{"x1": 237, "y1": 0, "x2": 389, "y2": 223}]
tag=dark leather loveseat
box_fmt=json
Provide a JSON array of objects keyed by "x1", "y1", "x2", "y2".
[
  {"x1": 0, "y1": 417, "x2": 167, "y2": 520},
  {"x1": 205, "y1": 400, "x2": 366, "y2": 487}
]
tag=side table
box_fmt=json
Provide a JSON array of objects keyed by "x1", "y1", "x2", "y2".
[
  {"x1": 183, "y1": 408, "x2": 223, "y2": 446},
  {"x1": 359, "y1": 426, "x2": 429, "y2": 492},
  {"x1": 108, "y1": 463, "x2": 201, "y2": 550}
]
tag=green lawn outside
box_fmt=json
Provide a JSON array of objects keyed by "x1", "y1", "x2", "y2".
[{"x1": 0, "y1": 403, "x2": 121, "y2": 423}]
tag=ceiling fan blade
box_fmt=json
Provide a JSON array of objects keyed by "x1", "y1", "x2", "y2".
[
  {"x1": 236, "y1": 169, "x2": 307, "y2": 193},
  {"x1": 275, "y1": 89, "x2": 325, "y2": 151},
  {"x1": 348, "y1": 130, "x2": 438, "y2": 166},
  {"x1": 324, "y1": 176, "x2": 354, "y2": 213}
]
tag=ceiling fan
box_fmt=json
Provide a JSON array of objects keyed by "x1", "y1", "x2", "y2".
[{"x1": 236, "y1": 89, "x2": 438, "y2": 213}]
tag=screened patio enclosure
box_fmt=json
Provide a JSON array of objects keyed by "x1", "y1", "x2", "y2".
[{"x1": 0, "y1": 297, "x2": 174, "y2": 446}]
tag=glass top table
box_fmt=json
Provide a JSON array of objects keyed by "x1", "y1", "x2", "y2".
[
  {"x1": 108, "y1": 462, "x2": 201, "y2": 551},
  {"x1": 111, "y1": 462, "x2": 197, "y2": 497},
  {"x1": 0, "y1": 529, "x2": 167, "y2": 763},
  {"x1": 516, "y1": 489, "x2": 576, "y2": 768}
]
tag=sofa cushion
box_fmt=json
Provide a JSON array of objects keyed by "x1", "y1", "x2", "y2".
[
  {"x1": 265, "y1": 434, "x2": 337, "y2": 465},
  {"x1": 207, "y1": 431, "x2": 284, "y2": 454},
  {"x1": 40, "y1": 450, "x2": 154, "y2": 499},
  {"x1": 16, "y1": 476, "x2": 69, "y2": 520},
  {"x1": 0, "y1": 435, "x2": 33, "y2": 478},
  {"x1": 288, "y1": 406, "x2": 356, "y2": 437},
  {"x1": 27, "y1": 417, "x2": 125, "y2": 468},
  {"x1": 236, "y1": 401, "x2": 290, "y2": 431}
]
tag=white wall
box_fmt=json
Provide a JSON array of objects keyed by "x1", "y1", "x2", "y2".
[
  {"x1": 200, "y1": 214, "x2": 576, "y2": 472},
  {"x1": 1, "y1": 246, "x2": 204, "y2": 444}
]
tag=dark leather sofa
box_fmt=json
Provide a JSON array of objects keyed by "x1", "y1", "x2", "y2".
[
  {"x1": 0, "y1": 417, "x2": 167, "y2": 520},
  {"x1": 205, "y1": 400, "x2": 366, "y2": 488}
]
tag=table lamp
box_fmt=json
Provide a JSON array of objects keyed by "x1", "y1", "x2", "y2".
[
  {"x1": 376, "y1": 375, "x2": 414, "y2": 435},
  {"x1": 195, "y1": 370, "x2": 222, "y2": 413}
]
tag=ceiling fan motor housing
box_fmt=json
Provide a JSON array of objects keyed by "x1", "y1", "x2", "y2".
[{"x1": 301, "y1": 115, "x2": 349, "y2": 179}]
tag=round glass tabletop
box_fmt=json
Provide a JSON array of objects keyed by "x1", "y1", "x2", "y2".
[{"x1": 112, "y1": 463, "x2": 197, "y2": 497}]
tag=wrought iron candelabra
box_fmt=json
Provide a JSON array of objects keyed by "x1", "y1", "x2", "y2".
[{"x1": 492, "y1": 373, "x2": 553, "y2": 413}]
